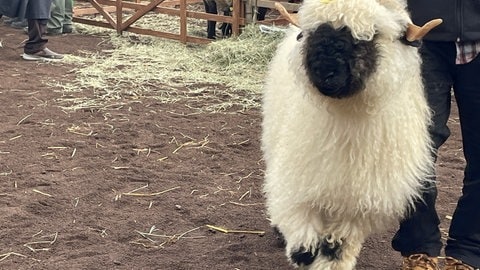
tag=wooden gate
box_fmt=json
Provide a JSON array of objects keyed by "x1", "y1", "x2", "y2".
[{"x1": 73, "y1": 0, "x2": 246, "y2": 44}]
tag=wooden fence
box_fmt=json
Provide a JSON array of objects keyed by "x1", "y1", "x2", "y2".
[
  {"x1": 73, "y1": 0, "x2": 246, "y2": 44},
  {"x1": 73, "y1": 0, "x2": 301, "y2": 44}
]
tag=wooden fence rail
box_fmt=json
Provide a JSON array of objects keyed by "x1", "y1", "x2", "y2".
[{"x1": 73, "y1": 0, "x2": 246, "y2": 44}]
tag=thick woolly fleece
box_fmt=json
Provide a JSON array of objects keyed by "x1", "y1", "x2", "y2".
[{"x1": 261, "y1": 0, "x2": 434, "y2": 269}]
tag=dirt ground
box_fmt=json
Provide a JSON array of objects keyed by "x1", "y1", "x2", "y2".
[{"x1": 0, "y1": 21, "x2": 466, "y2": 270}]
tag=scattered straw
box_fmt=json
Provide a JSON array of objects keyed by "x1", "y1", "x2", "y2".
[
  {"x1": 238, "y1": 190, "x2": 251, "y2": 201},
  {"x1": 206, "y1": 224, "x2": 265, "y2": 235},
  {"x1": 122, "y1": 186, "x2": 180, "y2": 197},
  {"x1": 55, "y1": 23, "x2": 285, "y2": 112},
  {"x1": 172, "y1": 135, "x2": 211, "y2": 154},
  {"x1": 89, "y1": 227, "x2": 108, "y2": 238},
  {"x1": 236, "y1": 171, "x2": 254, "y2": 183},
  {"x1": 112, "y1": 166, "x2": 130, "y2": 170},
  {"x1": 157, "y1": 157, "x2": 168, "y2": 162},
  {"x1": 133, "y1": 225, "x2": 205, "y2": 248},
  {"x1": 72, "y1": 197, "x2": 80, "y2": 207},
  {"x1": 47, "y1": 146, "x2": 68, "y2": 150},
  {"x1": 23, "y1": 232, "x2": 58, "y2": 252},
  {"x1": 16, "y1": 114, "x2": 32, "y2": 125},
  {"x1": 229, "y1": 201, "x2": 263, "y2": 207},
  {"x1": 133, "y1": 148, "x2": 151, "y2": 156},
  {"x1": 126, "y1": 184, "x2": 149, "y2": 194},
  {"x1": 0, "y1": 252, "x2": 27, "y2": 262},
  {"x1": 71, "y1": 148, "x2": 77, "y2": 158},
  {"x1": 32, "y1": 189, "x2": 53, "y2": 197},
  {"x1": 0, "y1": 170, "x2": 13, "y2": 176},
  {"x1": 9, "y1": 135, "x2": 22, "y2": 141}
]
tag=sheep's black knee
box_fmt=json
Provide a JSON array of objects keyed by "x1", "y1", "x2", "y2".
[
  {"x1": 290, "y1": 246, "x2": 319, "y2": 266},
  {"x1": 288, "y1": 235, "x2": 344, "y2": 266},
  {"x1": 319, "y1": 236, "x2": 343, "y2": 260},
  {"x1": 303, "y1": 23, "x2": 379, "y2": 99}
]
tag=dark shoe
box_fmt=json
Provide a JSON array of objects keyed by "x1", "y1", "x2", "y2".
[
  {"x1": 444, "y1": 257, "x2": 477, "y2": 270},
  {"x1": 402, "y1": 254, "x2": 440, "y2": 270},
  {"x1": 46, "y1": 25, "x2": 74, "y2": 36},
  {"x1": 46, "y1": 28, "x2": 63, "y2": 36},
  {"x1": 3, "y1": 17, "x2": 17, "y2": 25},
  {"x1": 10, "y1": 19, "x2": 27, "y2": 29},
  {"x1": 22, "y1": 48, "x2": 64, "y2": 61},
  {"x1": 62, "y1": 25, "x2": 74, "y2": 34}
]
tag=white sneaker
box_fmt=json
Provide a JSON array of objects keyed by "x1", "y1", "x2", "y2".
[{"x1": 22, "y1": 48, "x2": 64, "y2": 61}]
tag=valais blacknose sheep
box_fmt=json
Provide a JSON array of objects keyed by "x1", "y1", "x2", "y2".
[{"x1": 261, "y1": 0, "x2": 441, "y2": 269}]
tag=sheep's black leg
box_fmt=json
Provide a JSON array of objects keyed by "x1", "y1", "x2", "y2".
[
  {"x1": 291, "y1": 246, "x2": 319, "y2": 266},
  {"x1": 289, "y1": 235, "x2": 344, "y2": 266},
  {"x1": 319, "y1": 236, "x2": 343, "y2": 260},
  {"x1": 203, "y1": 0, "x2": 217, "y2": 39}
]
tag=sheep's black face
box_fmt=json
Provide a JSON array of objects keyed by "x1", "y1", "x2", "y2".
[{"x1": 303, "y1": 24, "x2": 379, "y2": 99}]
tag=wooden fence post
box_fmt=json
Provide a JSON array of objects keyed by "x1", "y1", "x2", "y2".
[
  {"x1": 180, "y1": 0, "x2": 187, "y2": 43},
  {"x1": 116, "y1": 0, "x2": 123, "y2": 34},
  {"x1": 232, "y1": 0, "x2": 240, "y2": 36}
]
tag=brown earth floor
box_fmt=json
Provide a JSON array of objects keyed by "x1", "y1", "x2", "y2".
[{"x1": 0, "y1": 22, "x2": 465, "y2": 270}]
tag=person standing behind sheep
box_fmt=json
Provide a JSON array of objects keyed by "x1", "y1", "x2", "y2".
[
  {"x1": 393, "y1": 1, "x2": 480, "y2": 270},
  {"x1": 47, "y1": 0, "x2": 73, "y2": 35}
]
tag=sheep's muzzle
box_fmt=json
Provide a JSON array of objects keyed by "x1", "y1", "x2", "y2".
[{"x1": 303, "y1": 24, "x2": 379, "y2": 99}]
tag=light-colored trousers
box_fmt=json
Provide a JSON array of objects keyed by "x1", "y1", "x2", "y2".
[{"x1": 47, "y1": 0, "x2": 73, "y2": 31}]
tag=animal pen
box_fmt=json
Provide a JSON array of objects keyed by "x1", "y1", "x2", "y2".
[{"x1": 73, "y1": 0, "x2": 300, "y2": 44}]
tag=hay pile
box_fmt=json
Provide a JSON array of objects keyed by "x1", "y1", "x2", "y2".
[{"x1": 57, "y1": 22, "x2": 286, "y2": 112}]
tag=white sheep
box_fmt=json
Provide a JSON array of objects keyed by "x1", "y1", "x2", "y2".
[{"x1": 261, "y1": 0, "x2": 438, "y2": 269}]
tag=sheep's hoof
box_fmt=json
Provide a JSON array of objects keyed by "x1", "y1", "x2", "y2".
[
  {"x1": 319, "y1": 236, "x2": 343, "y2": 260},
  {"x1": 290, "y1": 246, "x2": 319, "y2": 266}
]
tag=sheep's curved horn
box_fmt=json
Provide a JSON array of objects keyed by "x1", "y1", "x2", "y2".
[
  {"x1": 406, "y1": 19, "x2": 443, "y2": 42},
  {"x1": 274, "y1": 2, "x2": 300, "y2": 28}
]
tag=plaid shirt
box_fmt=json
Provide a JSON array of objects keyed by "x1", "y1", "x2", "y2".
[{"x1": 456, "y1": 41, "x2": 480, "y2": 64}]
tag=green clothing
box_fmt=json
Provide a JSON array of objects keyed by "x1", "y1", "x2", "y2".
[{"x1": 47, "y1": 0, "x2": 73, "y2": 33}]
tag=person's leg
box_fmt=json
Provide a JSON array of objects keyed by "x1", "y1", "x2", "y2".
[
  {"x1": 24, "y1": 19, "x2": 49, "y2": 54},
  {"x1": 23, "y1": 19, "x2": 63, "y2": 60},
  {"x1": 444, "y1": 50, "x2": 480, "y2": 268},
  {"x1": 10, "y1": 17, "x2": 28, "y2": 29},
  {"x1": 392, "y1": 41, "x2": 456, "y2": 257},
  {"x1": 203, "y1": 0, "x2": 217, "y2": 39},
  {"x1": 62, "y1": 0, "x2": 74, "y2": 33},
  {"x1": 47, "y1": 0, "x2": 65, "y2": 35},
  {"x1": 256, "y1": 7, "x2": 268, "y2": 21}
]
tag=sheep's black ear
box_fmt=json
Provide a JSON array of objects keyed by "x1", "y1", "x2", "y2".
[{"x1": 303, "y1": 24, "x2": 378, "y2": 99}]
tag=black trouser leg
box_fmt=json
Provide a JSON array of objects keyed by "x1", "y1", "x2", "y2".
[
  {"x1": 392, "y1": 41, "x2": 455, "y2": 258},
  {"x1": 24, "y1": 19, "x2": 48, "y2": 54},
  {"x1": 444, "y1": 45, "x2": 480, "y2": 268},
  {"x1": 256, "y1": 7, "x2": 268, "y2": 21},
  {"x1": 203, "y1": 0, "x2": 217, "y2": 39}
]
